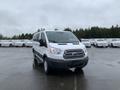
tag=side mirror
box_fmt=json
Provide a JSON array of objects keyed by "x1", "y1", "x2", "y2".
[{"x1": 39, "y1": 39, "x2": 47, "y2": 47}]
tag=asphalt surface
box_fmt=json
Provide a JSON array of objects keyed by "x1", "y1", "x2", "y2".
[{"x1": 0, "y1": 47, "x2": 120, "y2": 90}]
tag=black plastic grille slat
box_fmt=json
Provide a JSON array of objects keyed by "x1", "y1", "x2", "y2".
[{"x1": 63, "y1": 49, "x2": 85, "y2": 59}]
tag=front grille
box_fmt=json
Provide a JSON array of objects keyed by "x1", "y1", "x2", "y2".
[{"x1": 63, "y1": 49, "x2": 85, "y2": 59}]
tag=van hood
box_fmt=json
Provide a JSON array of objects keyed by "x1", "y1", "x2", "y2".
[{"x1": 49, "y1": 42, "x2": 85, "y2": 50}]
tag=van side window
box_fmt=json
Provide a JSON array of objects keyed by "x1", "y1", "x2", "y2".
[
  {"x1": 33, "y1": 35, "x2": 36, "y2": 41},
  {"x1": 33, "y1": 33, "x2": 40, "y2": 41}
]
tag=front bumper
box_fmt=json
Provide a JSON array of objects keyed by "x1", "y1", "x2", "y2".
[
  {"x1": 112, "y1": 43, "x2": 120, "y2": 47},
  {"x1": 83, "y1": 43, "x2": 91, "y2": 47},
  {"x1": 46, "y1": 57, "x2": 89, "y2": 69}
]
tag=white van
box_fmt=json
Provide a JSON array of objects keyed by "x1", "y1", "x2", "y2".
[{"x1": 32, "y1": 30, "x2": 88, "y2": 74}]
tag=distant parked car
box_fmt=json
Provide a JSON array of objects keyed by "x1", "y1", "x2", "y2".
[
  {"x1": 89, "y1": 39, "x2": 95, "y2": 45},
  {"x1": 13, "y1": 40, "x2": 25, "y2": 47},
  {"x1": 24, "y1": 40, "x2": 33, "y2": 47},
  {"x1": 0, "y1": 40, "x2": 13, "y2": 47},
  {"x1": 109, "y1": 39, "x2": 120, "y2": 48},
  {"x1": 81, "y1": 39, "x2": 91, "y2": 48},
  {"x1": 94, "y1": 39, "x2": 108, "y2": 48}
]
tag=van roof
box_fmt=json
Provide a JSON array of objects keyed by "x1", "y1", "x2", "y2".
[
  {"x1": 33, "y1": 30, "x2": 71, "y2": 35},
  {"x1": 37, "y1": 30, "x2": 70, "y2": 33}
]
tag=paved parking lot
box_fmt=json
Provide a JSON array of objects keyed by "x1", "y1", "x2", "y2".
[{"x1": 0, "y1": 47, "x2": 120, "y2": 90}]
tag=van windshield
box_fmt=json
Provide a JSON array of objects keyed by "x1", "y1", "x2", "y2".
[{"x1": 46, "y1": 31, "x2": 79, "y2": 43}]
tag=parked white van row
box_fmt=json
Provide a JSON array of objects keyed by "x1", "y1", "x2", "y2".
[
  {"x1": 0, "y1": 38, "x2": 120, "y2": 48},
  {"x1": 0, "y1": 40, "x2": 33, "y2": 47},
  {"x1": 81, "y1": 38, "x2": 120, "y2": 48}
]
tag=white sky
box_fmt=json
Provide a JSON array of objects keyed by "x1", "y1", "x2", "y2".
[{"x1": 0, "y1": 0, "x2": 120, "y2": 36}]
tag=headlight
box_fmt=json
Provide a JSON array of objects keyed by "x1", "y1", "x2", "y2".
[{"x1": 49, "y1": 47, "x2": 62, "y2": 54}]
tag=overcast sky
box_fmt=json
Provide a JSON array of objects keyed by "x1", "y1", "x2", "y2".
[{"x1": 0, "y1": 0, "x2": 120, "y2": 36}]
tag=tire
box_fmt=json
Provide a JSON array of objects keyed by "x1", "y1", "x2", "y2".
[
  {"x1": 89, "y1": 46, "x2": 91, "y2": 48},
  {"x1": 44, "y1": 57, "x2": 51, "y2": 74},
  {"x1": 33, "y1": 58, "x2": 39, "y2": 69},
  {"x1": 9, "y1": 44, "x2": 13, "y2": 47},
  {"x1": 0, "y1": 44, "x2": 1, "y2": 47},
  {"x1": 106, "y1": 46, "x2": 108, "y2": 48},
  {"x1": 111, "y1": 43, "x2": 114, "y2": 48},
  {"x1": 22, "y1": 44, "x2": 25, "y2": 47}
]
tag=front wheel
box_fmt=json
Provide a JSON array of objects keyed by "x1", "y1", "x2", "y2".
[
  {"x1": 22, "y1": 44, "x2": 25, "y2": 47},
  {"x1": 9, "y1": 44, "x2": 13, "y2": 47},
  {"x1": 44, "y1": 58, "x2": 51, "y2": 74}
]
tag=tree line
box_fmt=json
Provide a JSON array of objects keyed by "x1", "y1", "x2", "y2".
[
  {"x1": 12, "y1": 33, "x2": 33, "y2": 39},
  {"x1": 0, "y1": 33, "x2": 33, "y2": 40},
  {"x1": 0, "y1": 25, "x2": 120, "y2": 40},
  {"x1": 65, "y1": 25, "x2": 120, "y2": 39}
]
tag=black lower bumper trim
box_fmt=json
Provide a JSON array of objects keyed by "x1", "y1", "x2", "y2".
[{"x1": 46, "y1": 57, "x2": 88, "y2": 69}]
